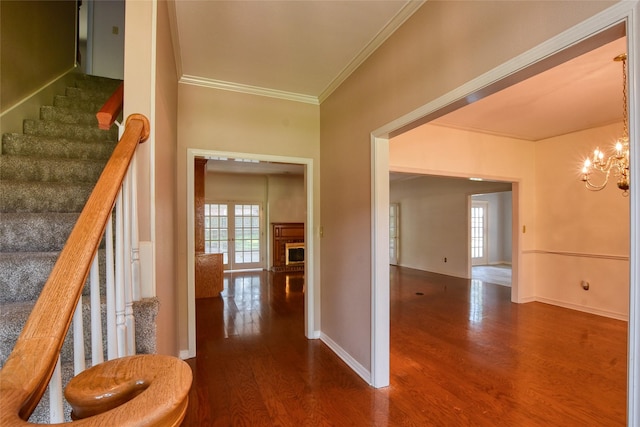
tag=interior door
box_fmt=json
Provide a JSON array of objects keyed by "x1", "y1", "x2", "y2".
[
  {"x1": 204, "y1": 202, "x2": 263, "y2": 270},
  {"x1": 471, "y1": 201, "x2": 489, "y2": 266}
]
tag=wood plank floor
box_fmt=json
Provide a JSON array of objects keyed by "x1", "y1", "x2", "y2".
[{"x1": 181, "y1": 266, "x2": 627, "y2": 426}]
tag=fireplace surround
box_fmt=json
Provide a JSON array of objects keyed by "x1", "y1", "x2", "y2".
[{"x1": 272, "y1": 222, "x2": 304, "y2": 272}]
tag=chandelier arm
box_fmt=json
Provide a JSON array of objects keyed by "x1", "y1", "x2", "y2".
[
  {"x1": 579, "y1": 53, "x2": 629, "y2": 195},
  {"x1": 583, "y1": 169, "x2": 611, "y2": 191}
]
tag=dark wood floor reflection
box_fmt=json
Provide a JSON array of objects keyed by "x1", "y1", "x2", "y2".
[{"x1": 182, "y1": 267, "x2": 627, "y2": 426}]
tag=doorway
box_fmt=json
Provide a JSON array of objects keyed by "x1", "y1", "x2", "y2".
[
  {"x1": 470, "y1": 200, "x2": 489, "y2": 266},
  {"x1": 371, "y1": 9, "x2": 637, "y2": 395},
  {"x1": 186, "y1": 149, "x2": 317, "y2": 357}
]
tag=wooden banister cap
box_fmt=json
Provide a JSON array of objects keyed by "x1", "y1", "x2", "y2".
[{"x1": 125, "y1": 114, "x2": 150, "y2": 143}]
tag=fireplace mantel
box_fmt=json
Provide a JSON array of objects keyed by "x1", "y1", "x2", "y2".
[{"x1": 272, "y1": 223, "x2": 304, "y2": 272}]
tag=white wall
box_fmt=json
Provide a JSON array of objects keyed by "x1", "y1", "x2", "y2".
[
  {"x1": 534, "y1": 122, "x2": 629, "y2": 319},
  {"x1": 390, "y1": 175, "x2": 511, "y2": 278},
  {"x1": 91, "y1": 0, "x2": 125, "y2": 79},
  {"x1": 390, "y1": 121, "x2": 629, "y2": 319}
]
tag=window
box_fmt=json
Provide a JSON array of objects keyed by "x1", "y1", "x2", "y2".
[{"x1": 204, "y1": 202, "x2": 263, "y2": 270}]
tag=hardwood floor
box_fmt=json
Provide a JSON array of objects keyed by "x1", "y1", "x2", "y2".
[{"x1": 181, "y1": 267, "x2": 627, "y2": 426}]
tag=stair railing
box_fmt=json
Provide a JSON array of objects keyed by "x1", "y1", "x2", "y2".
[
  {"x1": 0, "y1": 114, "x2": 192, "y2": 426},
  {"x1": 46, "y1": 82, "x2": 143, "y2": 422}
]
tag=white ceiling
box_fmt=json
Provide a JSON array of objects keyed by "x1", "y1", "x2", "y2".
[
  {"x1": 430, "y1": 36, "x2": 628, "y2": 141},
  {"x1": 173, "y1": 0, "x2": 422, "y2": 104},
  {"x1": 172, "y1": 2, "x2": 627, "y2": 173}
]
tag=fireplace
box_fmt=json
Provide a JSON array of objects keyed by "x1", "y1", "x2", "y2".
[
  {"x1": 285, "y1": 242, "x2": 305, "y2": 266},
  {"x1": 272, "y1": 223, "x2": 304, "y2": 272}
]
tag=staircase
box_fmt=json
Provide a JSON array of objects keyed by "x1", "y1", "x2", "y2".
[{"x1": 0, "y1": 74, "x2": 158, "y2": 423}]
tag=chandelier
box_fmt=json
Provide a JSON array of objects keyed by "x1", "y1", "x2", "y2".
[{"x1": 581, "y1": 53, "x2": 630, "y2": 196}]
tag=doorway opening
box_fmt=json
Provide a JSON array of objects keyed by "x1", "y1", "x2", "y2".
[
  {"x1": 371, "y1": 13, "x2": 635, "y2": 392},
  {"x1": 186, "y1": 149, "x2": 317, "y2": 358},
  {"x1": 471, "y1": 191, "x2": 513, "y2": 287}
]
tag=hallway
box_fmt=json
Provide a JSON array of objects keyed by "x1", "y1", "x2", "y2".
[{"x1": 182, "y1": 268, "x2": 626, "y2": 426}]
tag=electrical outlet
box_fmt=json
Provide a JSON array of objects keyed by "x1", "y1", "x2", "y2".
[
  {"x1": 444, "y1": 257, "x2": 447, "y2": 263},
  {"x1": 112, "y1": 26, "x2": 119, "y2": 35}
]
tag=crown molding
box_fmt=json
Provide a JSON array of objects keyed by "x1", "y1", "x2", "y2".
[
  {"x1": 318, "y1": 0, "x2": 425, "y2": 104},
  {"x1": 179, "y1": 75, "x2": 320, "y2": 105}
]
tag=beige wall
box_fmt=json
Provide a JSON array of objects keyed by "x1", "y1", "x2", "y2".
[
  {"x1": 154, "y1": 0, "x2": 180, "y2": 355},
  {"x1": 177, "y1": 85, "x2": 320, "y2": 352},
  {"x1": 0, "y1": 0, "x2": 76, "y2": 112},
  {"x1": 205, "y1": 172, "x2": 306, "y2": 268},
  {"x1": 320, "y1": 1, "x2": 615, "y2": 372}
]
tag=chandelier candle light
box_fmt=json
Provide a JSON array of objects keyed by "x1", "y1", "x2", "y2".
[{"x1": 581, "y1": 53, "x2": 630, "y2": 196}]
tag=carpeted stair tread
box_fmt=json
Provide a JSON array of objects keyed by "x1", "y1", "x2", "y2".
[
  {"x1": 0, "y1": 212, "x2": 78, "y2": 251},
  {"x1": 53, "y1": 94, "x2": 107, "y2": 112},
  {"x1": 65, "y1": 85, "x2": 118, "y2": 102},
  {"x1": 0, "y1": 250, "x2": 108, "y2": 304},
  {"x1": 73, "y1": 74, "x2": 122, "y2": 91},
  {"x1": 0, "y1": 252, "x2": 59, "y2": 303},
  {"x1": 0, "y1": 155, "x2": 107, "y2": 183},
  {"x1": 2, "y1": 133, "x2": 117, "y2": 160},
  {"x1": 0, "y1": 181, "x2": 94, "y2": 213},
  {"x1": 40, "y1": 105, "x2": 101, "y2": 126},
  {"x1": 23, "y1": 119, "x2": 117, "y2": 142}
]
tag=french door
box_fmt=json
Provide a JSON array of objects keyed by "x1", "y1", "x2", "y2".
[
  {"x1": 204, "y1": 202, "x2": 263, "y2": 270},
  {"x1": 471, "y1": 201, "x2": 488, "y2": 266}
]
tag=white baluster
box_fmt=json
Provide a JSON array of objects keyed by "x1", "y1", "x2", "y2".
[
  {"x1": 123, "y1": 171, "x2": 136, "y2": 355},
  {"x1": 48, "y1": 356, "x2": 64, "y2": 423},
  {"x1": 73, "y1": 298, "x2": 85, "y2": 374},
  {"x1": 115, "y1": 191, "x2": 127, "y2": 357},
  {"x1": 105, "y1": 212, "x2": 117, "y2": 360},
  {"x1": 90, "y1": 255, "x2": 104, "y2": 365},
  {"x1": 130, "y1": 154, "x2": 141, "y2": 302}
]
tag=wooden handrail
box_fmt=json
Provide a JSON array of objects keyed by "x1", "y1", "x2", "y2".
[
  {"x1": 0, "y1": 114, "x2": 192, "y2": 425},
  {"x1": 96, "y1": 82, "x2": 123, "y2": 130}
]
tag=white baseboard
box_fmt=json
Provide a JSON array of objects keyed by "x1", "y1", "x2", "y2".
[
  {"x1": 320, "y1": 332, "x2": 371, "y2": 385},
  {"x1": 179, "y1": 349, "x2": 193, "y2": 360},
  {"x1": 534, "y1": 297, "x2": 628, "y2": 321},
  {"x1": 311, "y1": 330, "x2": 321, "y2": 339}
]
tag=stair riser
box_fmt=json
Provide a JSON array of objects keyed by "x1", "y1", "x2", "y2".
[
  {"x1": 2, "y1": 134, "x2": 116, "y2": 160},
  {"x1": 0, "y1": 182, "x2": 93, "y2": 213},
  {"x1": 0, "y1": 213, "x2": 78, "y2": 251},
  {"x1": 0, "y1": 156, "x2": 106, "y2": 183},
  {"x1": 23, "y1": 119, "x2": 117, "y2": 142}
]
